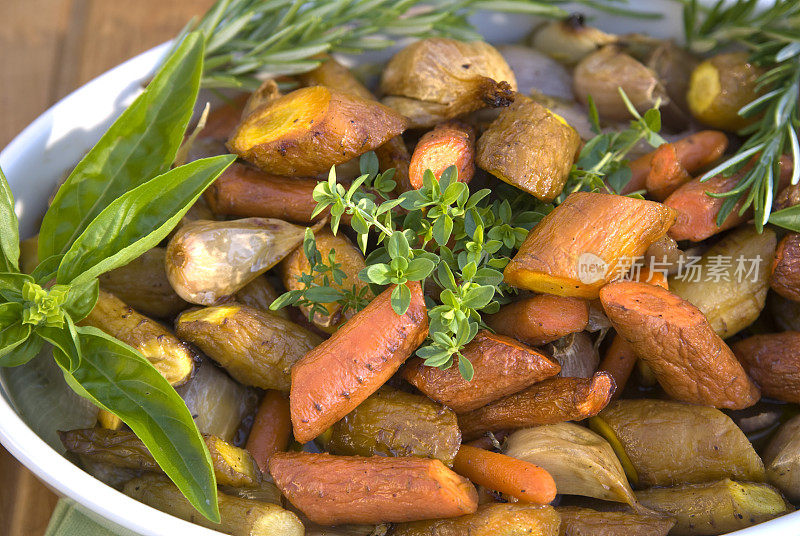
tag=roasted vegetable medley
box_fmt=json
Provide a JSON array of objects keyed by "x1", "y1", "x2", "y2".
[{"x1": 7, "y1": 4, "x2": 800, "y2": 536}]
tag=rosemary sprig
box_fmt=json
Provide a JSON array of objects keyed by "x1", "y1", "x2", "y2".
[
  {"x1": 188, "y1": 0, "x2": 658, "y2": 90},
  {"x1": 680, "y1": 0, "x2": 800, "y2": 230}
]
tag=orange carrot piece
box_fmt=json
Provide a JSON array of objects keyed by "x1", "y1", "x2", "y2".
[
  {"x1": 452, "y1": 445, "x2": 557, "y2": 505},
  {"x1": 646, "y1": 131, "x2": 729, "y2": 201},
  {"x1": 485, "y1": 294, "x2": 589, "y2": 347},
  {"x1": 201, "y1": 94, "x2": 249, "y2": 141},
  {"x1": 245, "y1": 390, "x2": 291, "y2": 473},
  {"x1": 409, "y1": 121, "x2": 475, "y2": 189},
  {"x1": 290, "y1": 282, "x2": 428, "y2": 443},
  {"x1": 269, "y1": 452, "x2": 478, "y2": 525}
]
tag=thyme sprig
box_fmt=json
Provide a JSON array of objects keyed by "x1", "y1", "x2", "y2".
[{"x1": 680, "y1": 0, "x2": 800, "y2": 230}]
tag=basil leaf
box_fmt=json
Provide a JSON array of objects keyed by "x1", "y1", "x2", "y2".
[
  {"x1": 0, "y1": 334, "x2": 43, "y2": 368},
  {"x1": 64, "y1": 279, "x2": 99, "y2": 323},
  {"x1": 31, "y1": 254, "x2": 64, "y2": 285},
  {"x1": 39, "y1": 32, "x2": 206, "y2": 260},
  {"x1": 37, "y1": 316, "x2": 82, "y2": 372},
  {"x1": 59, "y1": 326, "x2": 219, "y2": 522},
  {"x1": 57, "y1": 155, "x2": 235, "y2": 286},
  {"x1": 0, "y1": 167, "x2": 20, "y2": 272},
  {"x1": 0, "y1": 302, "x2": 31, "y2": 366},
  {"x1": 0, "y1": 272, "x2": 33, "y2": 302}
]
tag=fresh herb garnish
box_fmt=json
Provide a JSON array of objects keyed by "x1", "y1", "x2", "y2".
[
  {"x1": 680, "y1": 0, "x2": 800, "y2": 230},
  {"x1": 273, "y1": 153, "x2": 550, "y2": 380},
  {"x1": 1, "y1": 33, "x2": 235, "y2": 522},
  {"x1": 187, "y1": 0, "x2": 659, "y2": 90}
]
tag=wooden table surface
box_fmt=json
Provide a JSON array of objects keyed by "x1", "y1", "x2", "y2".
[{"x1": 0, "y1": 1, "x2": 213, "y2": 534}]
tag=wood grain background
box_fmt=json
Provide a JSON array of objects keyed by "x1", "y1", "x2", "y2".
[{"x1": 0, "y1": 1, "x2": 213, "y2": 534}]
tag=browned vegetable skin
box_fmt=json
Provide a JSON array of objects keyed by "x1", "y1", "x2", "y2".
[
  {"x1": 199, "y1": 93, "x2": 248, "y2": 141},
  {"x1": 268, "y1": 452, "x2": 478, "y2": 525},
  {"x1": 175, "y1": 304, "x2": 322, "y2": 391},
  {"x1": 327, "y1": 387, "x2": 461, "y2": 465},
  {"x1": 557, "y1": 506, "x2": 675, "y2": 536},
  {"x1": 408, "y1": 121, "x2": 475, "y2": 189},
  {"x1": 733, "y1": 332, "x2": 800, "y2": 404},
  {"x1": 590, "y1": 399, "x2": 765, "y2": 488},
  {"x1": 124, "y1": 474, "x2": 304, "y2": 536},
  {"x1": 391, "y1": 503, "x2": 561, "y2": 536},
  {"x1": 228, "y1": 85, "x2": 407, "y2": 176},
  {"x1": 458, "y1": 372, "x2": 615, "y2": 440},
  {"x1": 772, "y1": 233, "x2": 800, "y2": 302},
  {"x1": 234, "y1": 276, "x2": 287, "y2": 318},
  {"x1": 280, "y1": 229, "x2": 369, "y2": 332},
  {"x1": 402, "y1": 330, "x2": 560, "y2": 413},
  {"x1": 290, "y1": 282, "x2": 428, "y2": 443},
  {"x1": 485, "y1": 294, "x2": 589, "y2": 346},
  {"x1": 646, "y1": 41, "x2": 699, "y2": 114},
  {"x1": 599, "y1": 281, "x2": 759, "y2": 409},
  {"x1": 60, "y1": 428, "x2": 261, "y2": 488},
  {"x1": 635, "y1": 479, "x2": 790, "y2": 536},
  {"x1": 98, "y1": 247, "x2": 187, "y2": 318},
  {"x1": 380, "y1": 38, "x2": 517, "y2": 128},
  {"x1": 80, "y1": 290, "x2": 194, "y2": 386},
  {"x1": 504, "y1": 193, "x2": 676, "y2": 298},
  {"x1": 476, "y1": 94, "x2": 580, "y2": 202}
]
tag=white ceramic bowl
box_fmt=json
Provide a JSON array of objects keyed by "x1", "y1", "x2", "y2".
[{"x1": 0, "y1": 3, "x2": 792, "y2": 535}]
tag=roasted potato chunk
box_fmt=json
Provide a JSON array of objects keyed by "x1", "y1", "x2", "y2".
[
  {"x1": 669, "y1": 226, "x2": 776, "y2": 338},
  {"x1": 732, "y1": 332, "x2": 800, "y2": 404},
  {"x1": 391, "y1": 503, "x2": 561, "y2": 536},
  {"x1": 80, "y1": 290, "x2": 194, "y2": 386},
  {"x1": 504, "y1": 193, "x2": 675, "y2": 298},
  {"x1": 772, "y1": 232, "x2": 800, "y2": 302},
  {"x1": 763, "y1": 415, "x2": 800, "y2": 502},
  {"x1": 635, "y1": 479, "x2": 790, "y2": 536},
  {"x1": 175, "y1": 304, "x2": 322, "y2": 391},
  {"x1": 228, "y1": 86, "x2": 407, "y2": 176},
  {"x1": 505, "y1": 423, "x2": 637, "y2": 505},
  {"x1": 165, "y1": 217, "x2": 306, "y2": 305},
  {"x1": 98, "y1": 247, "x2": 187, "y2": 318},
  {"x1": 557, "y1": 506, "x2": 674, "y2": 536},
  {"x1": 380, "y1": 38, "x2": 517, "y2": 128},
  {"x1": 589, "y1": 399, "x2": 765, "y2": 488},
  {"x1": 60, "y1": 428, "x2": 261, "y2": 488},
  {"x1": 124, "y1": 474, "x2": 304, "y2": 536},
  {"x1": 476, "y1": 94, "x2": 580, "y2": 202},
  {"x1": 328, "y1": 387, "x2": 460, "y2": 465}
]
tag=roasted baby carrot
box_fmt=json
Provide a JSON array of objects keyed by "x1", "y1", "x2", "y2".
[
  {"x1": 408, "y1": 121, "x2": 475, "y2": 189},
  {"x1": 290, "y1": 282, "x2": 428, "y2": 443},
  {"x1": 452, "y1": 445, "x2": 557, "y2": 504},
  {"x1": 458, "y1": 372, "x2": 615, "y2": 440},
  {"x1": 402, "y1": 330, "x2": 560, "y2": 413},
  {"x1": 268, "y1": 452, "x2": 478, "y2": 525},
  {"x1": 201, "y1": 94, "x2": 249, "y2": 141},
  {"x1": 600, "y1": 281, "x2": 759, "y2": 409},
  {"x1": 645, "y1": 130, "x2": 728, "y2": 201},
  {"x1": 485, "y1": 294, "x2": 589, "y2": 346},
  {"x1": 245, "y1": 390, "x2": 291, "y2": 473},
  {"x1": 205, "y1": 162, "x2": 322, "y2": 224},
  {"x1": 733, "y1": 332, "x2": 800, "y2": 404}
]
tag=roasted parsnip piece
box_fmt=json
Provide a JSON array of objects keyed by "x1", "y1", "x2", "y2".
[
  {"x1": 98, "y1": 247, "x2": 187, "y2": 318},
  {"x1": 505, "y1": 423, "x2": 637, "y2": 505},
  {"x1": 733, "y1": 332, "x2": 800, "y2": 404},
  {"x1": 166, "y1": 217, "x2": 306, "y2": 305},
  {"x1": 80, "y1": 290, "x2": 194, "y2": 386},
  {"x1": 228, "y1": 86, "x2": 407, "y2": 176},
  {"x1": 391, "y1": 503, "x2": 561, "y2": 536},
  {"x1": 458, "y1": 372, "x2": 615, "y2": 440},
  {"x1": 234, "y1": 276, "x2": 287, "y2": 318},
  {"x1": 124, "y1": 475, "x2": 304, "y2": 536},
  {"x1": 557, "y1": 506, "x2": 674, "y2": 536},
  {"x1": 600, "y1": 281, "x2": 759, "y2": 409},
  {"x1": 504, "y1": 193, "x2": 675, "y2": 298},
  {"x1": 485, "y1": 294, "x2": 589, "y2": 346},
  {"x1": 476, "y1": 94, "x2": 580, "y2": 202},
  {"x1": 772, "y1": 233, "x2": 800, "y2": 302},
  {"x1": 635, "y1": 479, "x2": 790, "y2": 536},
  {"x1": 402, "y1": 330, "x2": 560, "y2": 413},
  {"x1": 328, "y1": 387, "x2": 460, "y2": 465},
  {"x1": 268, "y1": 452, "x2": 478, "y2": 525},
  {"x1": 590, "y1": 399, "x2": 765, "y2": 488},
  {"x1": 290, "y1": 283, "x2": 428, "y2": 443},
  {"x1": 763, "y1": 415, "x2": 800, "y2": 502},
  {"x1": 669, "y1": 226, "x2": 776, "y2": 338},
  {"x1": 176, "y1": 304, "x2": 322, "y2": 391},
  {"x1": 380, "y1": 38, "x2": 517, "y2": 128}
]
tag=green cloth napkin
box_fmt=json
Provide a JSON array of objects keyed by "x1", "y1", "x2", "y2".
[{"x1": 45, "y1": 499, "x2": 137, "y2": 536}]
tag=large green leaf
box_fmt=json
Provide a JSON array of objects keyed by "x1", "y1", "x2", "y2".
[
  {"x1": 59, "y1": 327, "x2": 219, "y2": 522},
  {"x1": 57, "y1": 155, "x2": 234, "y2": 286},
  {"x1": 0, "y1": 302, "x2": 30, "y2": 366},
  {"x1": 0, "y1": 167, "x2": 20, "y2": 272},
  {"x1": 39, "y1": 32, "x2": 206, "y2": 260}
]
